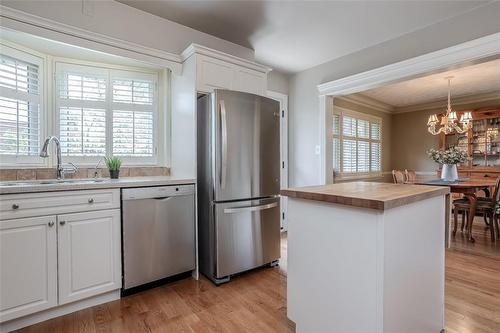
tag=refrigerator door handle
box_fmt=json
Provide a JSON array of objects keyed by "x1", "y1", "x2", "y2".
[
  {"x1": 220, "y1": 100, "x2": 228, "y2": 189},
  {"x1": 223, "y1": 202, "x2": 278, "y2": 214}
]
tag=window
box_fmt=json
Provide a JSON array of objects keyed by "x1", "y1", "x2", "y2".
[
  {"x1": 0, "y1": 46, "x2": 43, "y2": 165},
  {"x1": 333, "y1": 110, "x2": 382, "y2": 176},
  {"x1": 55, "y1": 63, "x2": 158, "y2": 164}
]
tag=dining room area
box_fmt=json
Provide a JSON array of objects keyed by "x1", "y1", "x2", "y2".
[{"x1": 328, "y1": 56, "x2": 500, "y2": 332}]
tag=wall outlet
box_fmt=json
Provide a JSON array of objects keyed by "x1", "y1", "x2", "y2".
[{"x1": 315, "y1": 145, "x2": 321, "y2": 155}]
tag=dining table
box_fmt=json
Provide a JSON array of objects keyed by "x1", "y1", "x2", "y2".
[{"x1": 413, "y1": 178, "x2": 497, "y2": 244}]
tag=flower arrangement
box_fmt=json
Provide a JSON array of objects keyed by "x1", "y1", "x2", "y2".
[{"x1": 427, "y1": 147, "x2": 468, "y2": 165}]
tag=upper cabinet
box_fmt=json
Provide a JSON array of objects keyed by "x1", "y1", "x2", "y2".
[{"x1": 182, "y1": 44, "x2": 270, "y2": 96}]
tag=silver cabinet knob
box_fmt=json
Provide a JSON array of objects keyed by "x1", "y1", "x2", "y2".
[
  {"x1": 59, "y1": 221, "x2": 66, "y2": 226},
  {"x1": 88, "y1": 198, "x2": 94, "y2": 204},
  {"x1": 12, "y1": 204, "x2": 19, "y2": 210},
  {"x1": 48, "y1": 221, "x2": 55, "y2": 227}
]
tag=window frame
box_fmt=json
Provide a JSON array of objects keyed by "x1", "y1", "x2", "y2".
[
  {"x1": 0, "y1": 42, "x2": 47, "y2": 167},
  {"x1": 54, "y1": 59, "x2": 159, "y2": 166},
  {"x1": 333, "y1": 107, "x2": 382, "y2": 179}
]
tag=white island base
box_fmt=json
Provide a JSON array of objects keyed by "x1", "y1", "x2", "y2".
[{"x1": 285, "y1": 184, "x2": 447, "y2": 333}]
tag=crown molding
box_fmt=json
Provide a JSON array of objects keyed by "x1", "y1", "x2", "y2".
[
  {"x1": 336, "y1": 93, "x2": 395, "y2": 114},
  {"x1": 317, "y1": 32, "x2": 500, "y2": 96},
  {"x1": 182, "y1": 43, "x2": 272, "y2": 73},
  {"x1": 0, "y1": 5, "x2": 183, "y2": 73},
  {"x1": 392, "y1": 90, "x2": 500, "y2": 114}
]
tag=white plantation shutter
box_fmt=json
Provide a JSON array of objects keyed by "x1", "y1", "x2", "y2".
[
  {"x1": 111, "y1": 76, "x2": 155, "y2": 156},
  {"x1": 371, "y1": 142, "x2": 381, "y2": 172},
  {"x1": 342, "y1": 116, "x2": 356, "y2": 137},
  {"x1": 0, "y1": 49, "x2": 42, "y2": 158},
  {"x1": 57, "y1": 66, "x2": 108, "y2": 156},
  {"x1": 336, "y1": 108, "x2": 382, "y2": 176},
  {"x1": 371, "y1": 122, "x2": 381, "y2": 141},
  {"x1": 55, "y1": 63, "x2": 157, "y2": 163},
  {"x1": 357, "y1": 141, "x2": 370, "y2": 172},
  {"x1": 333, "y1": 137, "x2": 340, "y2": 173},
  {"x1": 342, "y1": 139, "x2": 357, "y2": 173},
  {"x1": 357, "y1": 119, "x2": 369, "y2": 139},
  {"x1": 59, "y1": 107, "x2": 106, "y2": 156}
]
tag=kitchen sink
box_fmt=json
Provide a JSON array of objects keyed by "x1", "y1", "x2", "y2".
[{"x1": 0, "y1": 179, "x2": 107, "y2": 187}]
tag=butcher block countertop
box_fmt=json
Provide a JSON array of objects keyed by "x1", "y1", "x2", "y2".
[{"x1": 280, "y1": 181, "x2": 449, "y2": 211}]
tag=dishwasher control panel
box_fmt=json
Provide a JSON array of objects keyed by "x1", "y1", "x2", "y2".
[{"x1": 122, "y1": 184, "x2": 195, "y2": 200}]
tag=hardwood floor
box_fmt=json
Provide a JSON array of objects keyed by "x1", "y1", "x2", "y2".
[
  {"x1": 445, "y1": 221, "x2": 500, "y2": 333},
  {"x1": 15, "y1": 225, "x2": 500, "y2": 333}
]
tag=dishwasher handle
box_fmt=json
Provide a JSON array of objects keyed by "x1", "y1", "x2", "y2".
[
  {"x1": 153, "y1": 197, "x2": 173, "y2": 202},
  {"x1": 122, "y1": 185, "x2": 195, "y2": 200}
]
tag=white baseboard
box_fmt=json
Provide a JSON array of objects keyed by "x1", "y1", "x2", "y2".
[{"x1": 0, "y1": 290, "x2": 120, "y2": 332}]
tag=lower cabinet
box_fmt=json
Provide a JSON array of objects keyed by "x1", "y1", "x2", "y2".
[
  {"x1": 0, "y1": 216, "x2": 58, "y2": 322},
  {"x1": 0, "y1": 189, "x2": 121, "y2": 323},
  {"x1": 57, "y1": 210, "x2": 121, "y2": 305}
]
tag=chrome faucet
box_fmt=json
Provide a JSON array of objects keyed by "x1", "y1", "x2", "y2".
[
  {"x1": 93, "y1": 157, "x2": 104, "y2": 178},
  {"x1": 40, "y1": 136, "x2": 78, "y2": 179}
]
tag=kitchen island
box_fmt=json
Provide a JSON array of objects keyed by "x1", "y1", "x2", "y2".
[{"x1": 281, "y1": 182, "x2": 449, "y2": 333}]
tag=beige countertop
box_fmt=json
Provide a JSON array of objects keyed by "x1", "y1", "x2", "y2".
[
  {"x1": 280, "y1": 181, "x2": 449, "y2": 211},
  {"x1": 0, "y1": 176, "x2": 196, "y2": 195}
]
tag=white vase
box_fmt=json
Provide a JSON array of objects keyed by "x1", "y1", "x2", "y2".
[{"x1": 441, "y1": 164, "x2": 458, "y2": 181}]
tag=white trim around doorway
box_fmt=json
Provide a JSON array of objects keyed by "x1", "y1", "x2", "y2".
[{"x1": 267, "y1": 90, "x2": 289, "y2": 231}]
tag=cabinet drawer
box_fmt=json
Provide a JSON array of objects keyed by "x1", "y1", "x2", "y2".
[{"x1": 0, "y1": 189, "x2": 120, "y2": 219}]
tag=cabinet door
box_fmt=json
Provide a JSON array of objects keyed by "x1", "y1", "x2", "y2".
[
  {"x1": 57, "y1": 209, "x2": 121, "y2": 305},
  {"x1": 197, "y1": 55, "x2": 233, "y2": 92},
  {"x1": 0, "y1": 216, "x2": 57, "y2": 322},
  {"x1": 233, "y1": 67, "x2": 267, "y2": 96}
]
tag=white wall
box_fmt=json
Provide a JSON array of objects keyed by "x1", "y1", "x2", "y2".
[
  {"x1": 268, "y1": 70, "x2": 289, "y2": 95},
  {"x1": 288, "y1": 1, "x2": 500, "y2": 187},
  {"x1": 1, "y1": 0, "x2": 253, "y2": 61}
]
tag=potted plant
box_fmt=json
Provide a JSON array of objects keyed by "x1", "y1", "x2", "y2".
[
  {"x1": 105, "y1": 156, "x2": 122, "y2": 179},
  {"x1": 427, "y1": 147, "x2": 469, "y2": 181}
]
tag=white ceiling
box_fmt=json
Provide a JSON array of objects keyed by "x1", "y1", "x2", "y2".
[
  {"x1": 117, "y1": 0, "x2": 488, "y2": 73},
  {"x1": 361, "y1": 59, "x2": 500, "y2": 107}
]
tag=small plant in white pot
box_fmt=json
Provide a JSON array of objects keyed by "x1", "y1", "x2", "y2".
[
  {"x1": 105, "y1": 156, "x2": 122, "y2": 179},
  {"x1": 427, "y1": 147, "x2": 468, "y2": 181}
]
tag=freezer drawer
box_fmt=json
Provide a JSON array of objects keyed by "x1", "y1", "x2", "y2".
[
  {"x1": 122, "y1": 186, "x2": 195, "y2": 290},
  {"x1": 215, "y1": 197, "x2": 280, "y2": 278}
]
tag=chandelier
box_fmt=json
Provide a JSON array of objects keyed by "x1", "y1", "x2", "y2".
[{"x1": 427, "y1": 77, "x2": 473, "y2": 135}]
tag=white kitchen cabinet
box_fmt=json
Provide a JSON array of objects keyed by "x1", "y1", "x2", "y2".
[
  {"x1": 0, "y1": 216, "x2": 57, "y2": 322},
  {"x1": 232, "y1": 67, "x2": 267, "y2": 96},
  {"x1": 197, "y1": 55, "x2": 234, "y2": 91},
  {"x1": 0, "y1": 189, "x2": 121, "y2": 326},
  {"x1": 57, "y1": 209, "x2": 121, "y2": 305},
  {"x1": 183, "y1": 44, "x2": 269, "y2": 95}
]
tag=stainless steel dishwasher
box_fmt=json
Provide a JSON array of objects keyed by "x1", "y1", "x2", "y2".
[{"x1": 122, "y1": 185, "x2": 195, "y2": 292}]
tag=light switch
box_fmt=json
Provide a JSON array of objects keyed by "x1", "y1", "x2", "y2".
[{"x1": 315, "y1": 145, "x2": 321, "y2": 155}]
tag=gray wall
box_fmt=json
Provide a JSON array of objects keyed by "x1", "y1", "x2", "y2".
[
  {"x1": 268, "y1": 70, "x2": 289, "y2": 95},
  {"x1": 288, "y1": 2, "x2": 500, "y2": 187}
]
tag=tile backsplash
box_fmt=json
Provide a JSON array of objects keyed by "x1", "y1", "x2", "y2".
[{"x1": 0, "y1": 167, "x2": 170, "y2": 181}]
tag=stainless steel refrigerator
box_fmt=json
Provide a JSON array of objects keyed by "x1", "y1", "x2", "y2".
[{"x1": 197, "y1": 89, "x2": 281, "y2": 285}]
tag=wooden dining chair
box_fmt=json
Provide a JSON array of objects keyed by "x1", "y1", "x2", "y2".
[
  {"x1": 392, "y1": 170, "x2": 405, "y2": 184},
  {"x1": 452, "y1": 177, "x2": 500, "y2": 241},
  {"x1": 405, "y1": 169, "x2": 417, "y2": 183}
]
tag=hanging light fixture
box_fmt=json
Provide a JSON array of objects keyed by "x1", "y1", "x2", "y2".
[{"x1": 427, "y1": 77, "x2": 473, "y2": 135}]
